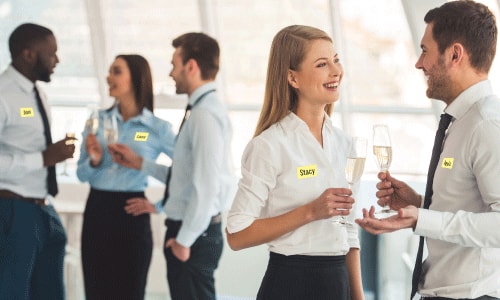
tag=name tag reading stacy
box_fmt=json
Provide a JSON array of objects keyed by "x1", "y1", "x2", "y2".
[
  {"x1": 20, "y1": 107, "x2": 34, "y2": 117},
  {"x1": 442, "y1": 158, "x2": 454, "y2": 169},
  {"x1": 134, "y1": 132, "x2": 149, "y2": 141},
  {"x1": 297, "y1": 164, "x2": 318, "y2": 179}
]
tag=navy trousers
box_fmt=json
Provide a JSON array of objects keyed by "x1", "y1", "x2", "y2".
[
  {"x1": 0, "y1": 198, "x2": 67, "y2": 300},
  {"x1": 164, "y1": 220, "x2": 223, "y2": 300}
]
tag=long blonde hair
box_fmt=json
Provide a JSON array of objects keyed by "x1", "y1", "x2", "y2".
[{"x1": 254, "y1": 25, "x2": 334, "y2": 137}]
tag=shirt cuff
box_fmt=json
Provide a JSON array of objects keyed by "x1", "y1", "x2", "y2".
[
  {"x1": 154, "y1": 200, "x2": 164, "y2": 214},
  {"x1": 226, "y1": 213, "x2": 255, "y2": 234},
  {"x1": 176, "y1": 227, "x2": 200, "y2": 248},
  {"x1": 414, "y1": 208, "x2": 443, "y2": 238},
  {"x1": 141, "y1": 159, "x2": 156, "y2": 176},
  {"x1": 346, "y1": 223, "x2": 361, "y2": 249}
]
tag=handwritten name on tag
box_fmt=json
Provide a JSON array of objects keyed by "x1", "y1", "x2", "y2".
[
  {"x1": 297, "y1": 164, "x2": 318, "y2": 179},
  {"x1": 20, "y1": 107, "x2": 34, "y2": 117},
  {"x1": 134, "y1": 132, "x2": 149, "y2": 141},
  {"x1": 442, "y1": 158, "x2": 454, "y2": 169}
]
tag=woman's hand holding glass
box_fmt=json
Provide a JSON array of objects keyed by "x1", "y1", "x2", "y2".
[
  {"x1": 104, "y1": 114, "x2": 120, "y2": 169},
  {"x1": 85, "y1": 133, "x2": 103, "y2": 167},
  {"x1": 309, "y1": 188, "x2": 355, "y2": 221},
  {"x1": 333, "y1": 136, "x2": 367, "y2": 225},
  {"x1": 85, "y1": 104, "x2": 99, "y2": 135},
  {"x1": 84, "y1": 105, "x2": 101, "y2": 165}
]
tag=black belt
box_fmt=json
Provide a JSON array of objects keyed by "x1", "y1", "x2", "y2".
[
  {"x1": 165, "y1": 213, "x2": 221, "y2": 227},
  {"x1": 0, "y1": 189, "x2": 48, "y2": 206}
]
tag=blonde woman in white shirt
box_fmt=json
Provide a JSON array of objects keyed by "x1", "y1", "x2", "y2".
[{"x1": 226, "y1": 25, "x2": 363, "y2": 300}]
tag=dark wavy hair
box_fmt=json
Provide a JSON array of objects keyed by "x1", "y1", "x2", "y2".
[{"x1": 425, "y1": 0, "x2": 497, "y2": 73}]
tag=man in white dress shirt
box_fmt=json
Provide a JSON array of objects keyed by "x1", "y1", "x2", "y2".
[
  {"x1": 0, "y1": 23, "x2": 75, "y2": 299},
  {"x1": 356, "y1": 1, "x2": 500, "y2": 299}
]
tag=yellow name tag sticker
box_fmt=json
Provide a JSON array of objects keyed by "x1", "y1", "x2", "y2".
[
  {"x1": 134, "y1": 132, "x2": 149, "y2": 141},
  {"x1": 20, "y1": 107, "x2": 34, "y2": 117},
  {"x1": 297, "y1": 164, "x2": 318, "y2": 179},
  {"x1": 442, "y1": 158, "x2": 454, "y2": 169}
]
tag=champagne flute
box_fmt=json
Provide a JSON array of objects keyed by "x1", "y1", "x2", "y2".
[
  {"x1": 333, "y1": 137, "x2": 367, "y2": 225},
  {"x1": 372, "y1": 124, "x2": 394, "y2": 215},
  {"x1": 61, "y1": 119, "x2": 77, "y2": 176},
  {"x1": 85, "y1": 104, "x2": 99, "y2": 135},
  {"x1": 104, "y1": 114, "x2": 119, "y2": 169}
]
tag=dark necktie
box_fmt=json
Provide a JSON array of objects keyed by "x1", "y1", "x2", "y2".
[
  {"x1": 161, "y1": 103, "x2": 192, "y2": 206},
  {"x1": 34, "y1": 86, "x2": 58, "y2": 197},
  {"x1": 410, "y1": 113, "x2": 452, "y2": 299},
  {"x1": 161, "y1": 89, "x2": 215, "y2": 207}
]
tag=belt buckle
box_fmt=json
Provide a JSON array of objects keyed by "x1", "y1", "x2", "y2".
[
  {"x1": 43, "y1": 195, "x2": 53, "y2": 206},
  {"x1": 32, "y1": 197, "x2": 48, "y2": 206}
]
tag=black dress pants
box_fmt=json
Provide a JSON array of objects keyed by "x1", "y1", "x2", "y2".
[
  {"x1": 163, "y1": 219, "x2": 223, "y2": 300},
  {"x1": 81, "y1": 189, "x2": 153, "y2": 300}
]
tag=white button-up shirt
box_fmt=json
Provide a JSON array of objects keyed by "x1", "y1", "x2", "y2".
[
  {"x1": 227, "y1": 112, "x2": 360, "y2": 256},
  {"x1": 0, "y1": 65, "x2": 51, "y2": 198},
  {"x1": 416, "y1": 80, "x2": 500, "y2": 298}
]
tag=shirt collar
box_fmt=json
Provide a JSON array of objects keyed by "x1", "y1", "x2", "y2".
[
  {"x1": 188, "y1": 82, "x2": 217, "y2": 106},
  {"x1": 445, "y1": 80, "x2": 493, "y2": 120},
  {"x1": 111, "y1": 104, "x2": 156, "y2": 128},
  {"x1": 6, "y1": 64, "x2": 35, "y2": 93}
]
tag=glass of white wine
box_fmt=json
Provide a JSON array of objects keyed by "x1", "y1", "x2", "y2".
[
  {"x1": 372, "y1": 124, "x2": 394, "y2": 215},
  {"x1": 61, "y1": 118, "x2": 77, "y2": 176},
  {"x1": 334, "y1": 136, "x2": 367, "y2": 225},
  {"x1": 104, "y1": 114, "x2": 119, "y2": 169},
  {"x1": 86, "y1": 104, "x2": 99, "y2": 135}
]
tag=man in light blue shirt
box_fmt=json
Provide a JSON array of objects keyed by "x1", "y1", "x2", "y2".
[
  {"x1": 163, "y1": 32, "x2": 234, "y2": 300},
  {"x1": 112, "y1": 32, "x2": 235, "y2": 300}
]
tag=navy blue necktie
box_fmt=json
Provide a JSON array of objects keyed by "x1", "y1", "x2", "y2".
[
  {"x1": 34, "y1": 86, "x2": 58, "y2": 197},
  {"x1": 410, "y1": 113, "x2": 452, "y2": 299}
]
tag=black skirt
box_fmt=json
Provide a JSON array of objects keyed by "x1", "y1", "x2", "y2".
[
  {"x1": 81, "y1": 188, "x2": 153, "y2": 300},
  {"x1": 257, "y1": 252, "x2": 350, "y2": 300}
]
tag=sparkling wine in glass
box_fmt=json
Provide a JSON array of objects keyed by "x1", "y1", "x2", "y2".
[
  {"x1": 86, "y1": 105, "x2": 99, "y2": 135},
  {"x1": 104, "y1": 114, "x2": 119, "y2": 169},
  {"x1": 333, "y1": 136, "x2": 367, "y2": 225},
  {"x1": 61, "y1": 116, "x2": 78, "y2": 176},
  {"x1": 60, "y1": 131, "x2": 76, "y2": 176},
  {"x1": 372, "y1": 124, "x2": 394, "y2": 215},
  {"x1": 104, "y1": 115, "x2": 118, "y2": 145}
]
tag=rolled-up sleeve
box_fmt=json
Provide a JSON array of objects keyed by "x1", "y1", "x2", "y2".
[{"x1": 227, "y1": 139, "x2": 275, "y2": 233}]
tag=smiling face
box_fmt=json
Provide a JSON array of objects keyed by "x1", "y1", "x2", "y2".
[
  {"x1": 107, "y1": 57, "x2": 133, "y2": 99},
  {"x1": 288, "y1": 39, "x2": 343, "y2": 109},
  {"x1": 415, "y1": 23, "x2": 454, "y2": 104}
]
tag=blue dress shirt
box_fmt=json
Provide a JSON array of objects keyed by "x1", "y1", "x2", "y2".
[
  {"x1": 77, "y1": 105, "x2": 175, "y2": 191},
  {"x1": 164, "y1": 82, "x2": 236, "y2": 247}
]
